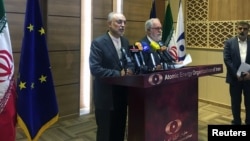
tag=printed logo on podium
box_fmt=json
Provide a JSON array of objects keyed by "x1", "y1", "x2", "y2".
[{"x1": 148, "y1": 73, "x2": 163, "y2": 85}]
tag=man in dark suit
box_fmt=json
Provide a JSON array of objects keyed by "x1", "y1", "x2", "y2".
[
  {"x1": 89, "y1": 12, "x2": 134, "y2": 141},
  {"x1": 140, "y1": 18, "x2": 164, "y2": 71},
  {"x1": 223, "y1": 21, "x2": 250, "y2": 125}
]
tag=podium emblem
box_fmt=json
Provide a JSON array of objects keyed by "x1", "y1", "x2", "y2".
[{"x1": 148, "y1": 73, "x2": 163, "y2": 85}]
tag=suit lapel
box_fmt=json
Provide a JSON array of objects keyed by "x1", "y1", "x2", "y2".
[
  {"x1": 245, "y1": 38, "x2": 250, "y2": 64},
  {"x1": 104, "y1": 34, "x2": 119, "y2": 59},
  {"x1": 233, "y1": 37, "x2": 241, "y2": 61},
  {"x1": 104, "y1": 34, "x2": 122, "y2": 68}
]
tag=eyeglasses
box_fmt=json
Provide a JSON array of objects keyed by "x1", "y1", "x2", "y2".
[
  {"x1": 151, "y1": 27, "x2": 162, "y2": 30},
  {"x1": 238, "y1": 27, "x2": 248, "y2": 31},
  {"x1": 115, "y1": 20, "x2": 126, "y2": 25}
]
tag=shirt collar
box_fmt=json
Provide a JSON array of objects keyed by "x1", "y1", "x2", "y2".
[
  {"x1": 238, "y1": 37, "x2": 247, "y2": 43},
  {"x1": 108, "y1": 32, "x2": 120, "y2": 41}
]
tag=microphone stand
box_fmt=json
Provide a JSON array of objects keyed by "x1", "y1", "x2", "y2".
[{"x1": 157, "y1": 50, "x2": 175, "y2": 70}]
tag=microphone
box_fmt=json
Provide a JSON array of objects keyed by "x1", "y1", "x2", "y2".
[
  {"x1": 135, "y1": 42, "x2": 143, "y2": 50},
  {"x1": 154, "y1": 41, "x2": 176, "y2": 63},
  {"x1": 129, "y1": 45, "x2": 141, "y2": 68},
  {"x1": 141, "y1": 41, "x2": 151, "y2": 52},
  {"x1": 128, "y1": 42, "x2": 148, "y2": 74},
  {"x1": 121, "y1": 47, "x2": 132, "y2": 63},
  {"x1": 158, "y1": 41, "x2": 165, "y2": 46},
  {"x1": 120, "y1": 47, "x2": 134, "y2": 73},
  {"x1": 150, "y1": 41, "x2": 175, "y2": 70},
  {"x1": 150, "y1": 41, "x2": 161, "y2": 51},
  {"x1": 141, "y1": 41, "x2": 156, "y2": 70},
  {"x1": 159, "y1": 41, "x2": 177, "y2": 62},
  {"x1": 150, "y1": 53, "x2": 156, "y2": 68},
  {"x1": 150, "y1": 41, "x2": 168, "y2": 62},
  {"x1": 158, "y1": 41, "x2": 168, "y2": 51},
  {"x1": 134, "y1": 42, "x2": 146, "y2": 66},
  {"x1": 133, "y1": 53, "x2": 141, "y2": 67}
]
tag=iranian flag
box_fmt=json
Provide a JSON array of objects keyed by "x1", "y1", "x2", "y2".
[
  {"x1": 0, "y1": 0, "x2": 17, "y2": 141},
  {"x1": 162, "y1": 0, "x2": 178, "y2": 61}
]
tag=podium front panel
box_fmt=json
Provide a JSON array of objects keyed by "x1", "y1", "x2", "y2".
[
  {"x1": 101, "y1": 64, "x2": 223, "y2": 141},
  {"x1": 128, "y1": 78, "x2": 198, "y2": 141}
]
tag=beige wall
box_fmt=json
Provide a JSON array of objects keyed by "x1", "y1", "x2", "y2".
[
  {"x1": 187, "y1": 49, "x2": 230, "y2": 106},
  {"x1": 186, "y1": 0, "x2": 250, "y2": 109}
]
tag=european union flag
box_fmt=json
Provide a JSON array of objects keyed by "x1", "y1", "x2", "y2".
[{"x1": 17, "y1": 0, "x2": 59, "y2": 140}]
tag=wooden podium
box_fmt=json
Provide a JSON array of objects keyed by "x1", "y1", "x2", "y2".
[{"x1": 103, "y1": 64, "x2": 223, "y2": 141}]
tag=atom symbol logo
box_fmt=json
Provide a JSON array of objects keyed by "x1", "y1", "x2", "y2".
[
  {"x1": 148, "y1": 73, "x2": 163, "y2": 85},
  {"x1": 165, "y1": 119, "x2": 182, "y2": 135}
]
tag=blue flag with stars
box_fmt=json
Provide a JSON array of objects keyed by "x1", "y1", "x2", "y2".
[
  {"x1": 17, "y1": 0, "x2": 59, "y2": 140},
  {"x1": 149, "y1": 0, "x2": 156, "y2": 18}
]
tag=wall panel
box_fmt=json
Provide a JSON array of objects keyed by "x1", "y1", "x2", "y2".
[
  {"x1": 55, "y1": 84, "x2": 80, "y2": 118},
  {"x1": 7, "y1": 13, "x2": 25, "y2": 52},
  {"x1": 123, "y1": 0, "x2": 166, "y2": 45},
  {"x1": 123, "y1": 0, "x2": 152, "y2": 22},
  {"x1": 47, "y1": 16, "x2": 80, "y2": 51},
  {"x1": 125, "y1": 21, "x2": 145, "y2": 44},
  {"x1": 92, "y1": 0, "x2": 112, "y2": 19},
  {"x1": 92, "y1": 19, "x2": 108, "y2": 39},
  {"x1": 48, "y1": 0, "x2": 81, "y2": 17},
  {"x1": 92, "y1": 0, "x2": 112, "y2": 40},
  {"x1": 49, "y1": 52, "x2": 80, "y2": 86},
  {"x1": 47, "y1": 0, "x2": 81, "y2": 118},
  {"x1": 5, "y1": 0, "x2": 26, "y2": 13},
  {"x1": 209, "y1": 0, "x2": 250, "y2": 21}
]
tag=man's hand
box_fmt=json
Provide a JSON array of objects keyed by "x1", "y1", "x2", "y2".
[
  {"x1": 120, "y1": 69, "x2": 125, "y2": 76},
  {"x1": 125, "y1": 69, "x2": 133, "y2": 76},
  {"x1": 237, "y1": 75, "x2": 244, "y2": 81},
  {"x1": 242, "y1": 72, "x2": 250, "y2": 80},
  {"x1": 121, "y1": 69, "x2": 133, "y2": 76},
  {"x1": 155, "y1": 65, "x2": 163, "y2": 70},
  {"x1": 160, "y1": 46, "x2": 167, "y2": 51}
]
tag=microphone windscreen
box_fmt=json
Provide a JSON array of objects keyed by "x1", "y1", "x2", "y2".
[
  {"x1": 141, "y1": 41, "x2": 150, "y2": 52},
  {"x1": 150, "y1": 41, "x2": 161, "y2": 51},
  {"x1": 129, "y1": 45, "x2": 139, "y2": 52},
  {"x1": 135, "y1": 42, "x2": 143, "y2": 51}
]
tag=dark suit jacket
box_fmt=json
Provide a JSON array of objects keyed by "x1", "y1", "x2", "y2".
[
  {"x1": 140, "y1": 36, "x2": 161, "y2": 71},
  {"x1": 223, "y1": 36, "x2": 250, "y2": 84},
  {"x1": 89, "y1": 33, "x2": 132, "y2": 110}
]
